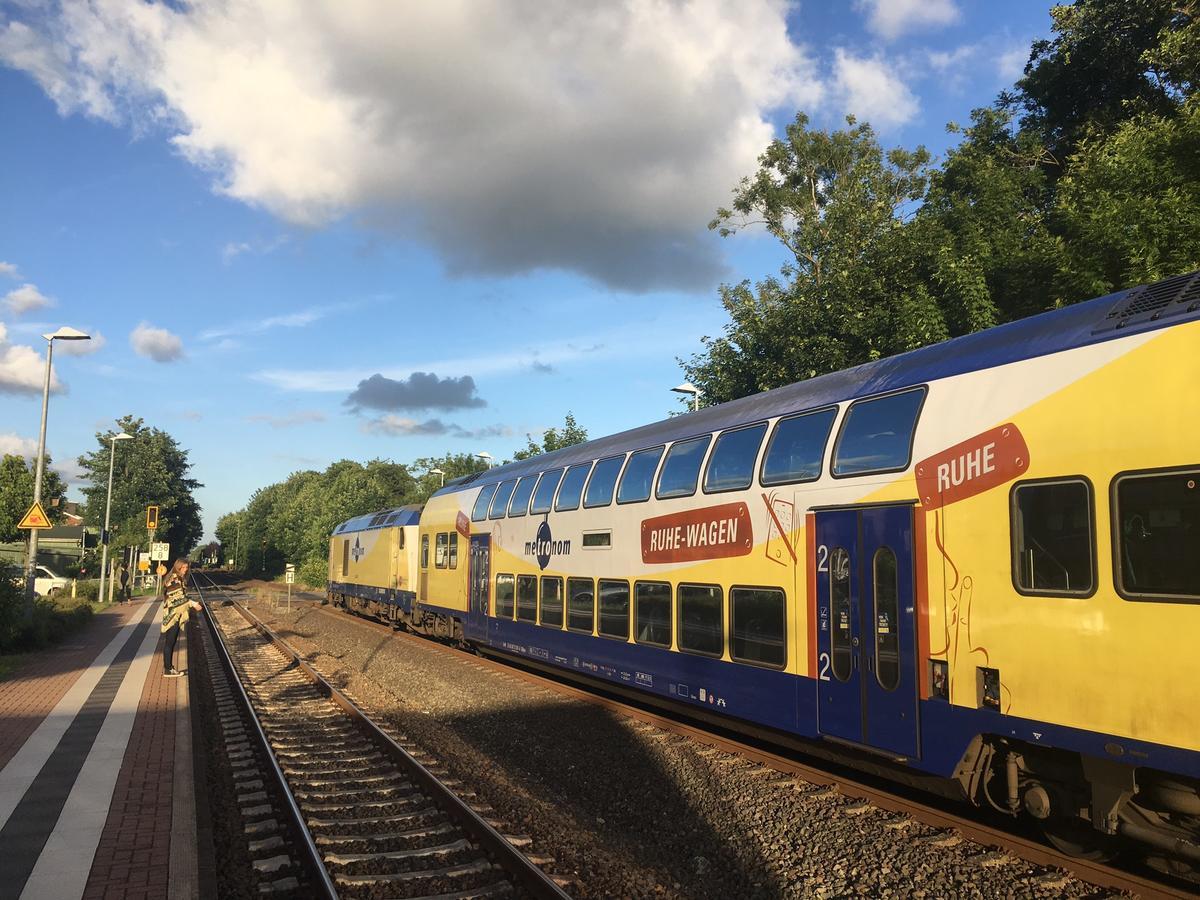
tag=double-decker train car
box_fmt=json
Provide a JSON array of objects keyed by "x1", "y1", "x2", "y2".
[
  {"x1": 327, "y1": 505, "x2": 422, "y2": 624},
  {"x1": 330, "y1": 271, "x2": 1200, "y2": 873}
]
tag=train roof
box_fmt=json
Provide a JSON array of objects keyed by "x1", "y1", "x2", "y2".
[
  {"x1": 333, "y1": 504, "x2": 423, "y2": 534},
  {"x1": 434, "y1": 270, "x2": 1200, "y2": 496}
]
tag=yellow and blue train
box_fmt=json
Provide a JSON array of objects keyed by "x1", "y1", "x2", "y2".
[{"x1": 329, "y1": 270, "x2": 1200, "y2": 874}]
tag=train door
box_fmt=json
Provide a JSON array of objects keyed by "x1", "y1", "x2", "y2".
[
  {"x1": 814, "y1": 504, "x2": 919, "y2": 759},
  {"x1": 466, "y1": 535, "x2": 490, "y2": 642}
]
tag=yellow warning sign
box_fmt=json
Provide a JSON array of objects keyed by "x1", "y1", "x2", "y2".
[{"x1": 17, "y1": 502, "x2": 51, "y2": 529}]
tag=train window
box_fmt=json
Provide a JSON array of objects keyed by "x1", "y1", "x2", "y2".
[
  {"x1": 617, "y1": 447, "x2": 664, "y2": 504},
  {"x1": 761, "y1": 407, "x2": 837, "y2": 485},
  {"x1": 516, "y1": 575, "x2": 538, "y2": 622},
  {"x1": 555, "y1": 463, "x2": 592, "y2": 511},
  {"x1": 730, "y1": 587, "x2": 786, "y2": 668},
  {"x1": 420, "y1": 534, "x2": 429, "y2": 568},
  {"x1": 1011, "y1": 478, "x2": 1095, "y2": 596},
  {"x1": 1114, "y1": 468, "x2": 1200, "y2": 602},
  {"x1": 635, "y1": 582, "x2": 671, "y2": 647},
  {"x1": 341, "y1": 539, "x2": 350, "y2": 576},
  {"x1": 598, "y1": 580, "x2": 630, "y2": 639},
  {"x1": 540, "y1": 576, "x2": 564, "y2": 627},
  {"x1": 435, "y1": 532, "x2": 448, "y2": 568},
  {"x1": 531, "y1": 468, "x2": 563, "y2": 514},
  {"x1": 706, "y1": 423, "x2": 768, "y2": 492},
  {"x1": 832, "y1": 388, "x2": 926, "y2": 477},
  {"x1": 678, "y1": 584, "x2": 723, "y2": 657},
  {"x1": 448, "y1": 532, "x2": 458, "y2": 569},
  {"x1": 829, "y1": 547, "x2": 853, "y2": 681},
  {"x1": 584, "y1": 456, "x2": 625, "y2": 508},
  {"x1": 873, "y1": 549, "x2": 899, "y2": 690},
  {"x1": 508, "y1": 475, "x2": 538, "y2": 517},
  {"x1": 495, "y1": 574, "x2": 515, "y2": 618},
  {"x1": 568, "y1": 578, "x2": 594, "y2": 633},
  {"x1": 472, "y1": 484, "x2": 498, "y2": 521},
  {"x1": 657, "y1": 436, "x2": 711, "y2": 499},
  {"x1": 489, "y1": 480, "x2": 518, "y2": 519}
]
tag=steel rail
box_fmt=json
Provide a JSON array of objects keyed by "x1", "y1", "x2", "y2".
[
  {"x1": 218, "y1": 591, "x2": 572, "y2": 900},
  {"x1": 190, "y1": 575, "x2": 338, "y2": 899},
  {"x1": 310, "y1": 598, "x2": 1196, "y2": 900}
]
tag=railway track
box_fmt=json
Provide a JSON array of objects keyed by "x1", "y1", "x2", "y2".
[
  {"x1": 191, "y1": 573, "x2": 571, "y2": 900},
  {"x1": 248, "y1": 583, "x2": 1195, "y2": 900}
]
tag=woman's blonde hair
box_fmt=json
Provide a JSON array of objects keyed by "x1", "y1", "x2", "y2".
[{"x1": 168, "y1": 558, "x2": 190, "y2": 577}]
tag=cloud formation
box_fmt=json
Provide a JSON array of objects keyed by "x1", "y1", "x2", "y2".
[
  {"x1": 0, "y1": 1, "x2": 823, "y2": 292},
  {"x1": 56, "y1": 330, "x2": 105, "y2": 355},
  {"x1": 245, "y1": 410, "x2": 328, "y2": 428},
  {"x1": 130, "y1": 322, "x2": 183, "y2": 362},
  {"x1": 363, "y1": 415, "x2": 510, "y2": 440},
  {"x1": 3, "y1": 283, "x2": 53, "y2": 315},
  {"x1": 857, "y1": 0, "x2": 960, "y2": 40},
  {"x1": 345, "y1": 372, "x2": 486, "y2": 412},
  {"x1": 0, "y1": 262, "x2": 20, "y2": 279},
  {"x1": 200, "y1": 302, "x2": 350, "y2": 342},
  {"x1": 0, "y1": 322, "x2": 61, "y2": 395},
  {"x1": 832, "y1": 49, "x2": 919, "y2": 129},
  {"x1": 0, "y1": 432, "x2": 38, "y2": 457}
]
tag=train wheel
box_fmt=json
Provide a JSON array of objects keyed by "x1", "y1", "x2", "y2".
[{"x1": 1042, "y1": 816, "x2": 1118, "y2": 861}]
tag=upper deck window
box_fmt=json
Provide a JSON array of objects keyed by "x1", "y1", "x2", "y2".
[
  {"x1": 705, "y1": 423, "x2": 767, "y2": 493},
  {"x1": 831, "y1": 388, "x2": 926, "y2": 477},
  {"x1": 656, "y1": 436, "x2": 711, "y2": 499},
  {"x1": 1114, "y1": 468, "x2": 1200, "y2": 602},
  {"x1": 530, "y1": 469, "x2": 563, "y2": 514},
  {"x1": 471, "y1": 484, "x2": 498, "y2": 521},
  {"x1": 584, "y1": 456, "x2": 625, "y2": 508},
  {"x1": 617, "y1": 447, "x2": 664, "y2": 504},
  {"x1": 489, "y1": 480, "x2": 518, "y2": 519},
  {"x1": 555, "y1": 463, "x2": 592, "y2": 512},
  {"x1": 508, "y1": 475, "x2": 538, "y2": 517},
  {"x1": 762, "y1": 407, "x2": 836, "y2": 485}
]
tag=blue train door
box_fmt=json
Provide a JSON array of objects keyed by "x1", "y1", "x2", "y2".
[
  {"x1": 815, "y1": 504, "x2": 919, "y2": 759},
  {"x1": 466, "y1": 534, "x2": 490, "y2": 642}
]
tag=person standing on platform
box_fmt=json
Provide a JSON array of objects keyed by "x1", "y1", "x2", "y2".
[
  {"x1": 117, "y1": 562, "x2": 131, "y2": 602},
  {"x1": 161, "y1": 559, "x2": 200, "y2": 677}
]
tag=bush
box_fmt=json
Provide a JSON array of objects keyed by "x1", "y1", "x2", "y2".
[
  {"x1": 0, "y1": 563, "x2": 94, "y2": 654},
  {"x1": 298, "y1": 557, "x2": 327, "y2": 590},
  {"x1": 74, "y1": 579, "x2": 101, "y2": 602}
]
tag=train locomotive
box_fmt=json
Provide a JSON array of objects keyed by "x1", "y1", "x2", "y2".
[{"x1": 328, "y1": 270, "x2": 1200, "y2": 876}]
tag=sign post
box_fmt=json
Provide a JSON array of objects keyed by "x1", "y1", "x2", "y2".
[{"x1": 285, "y1": 563, "x2": 295, "y2": 611}]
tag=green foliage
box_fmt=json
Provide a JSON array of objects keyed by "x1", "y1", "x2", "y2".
[
  {"x1": 686, "y1": 1, "x2": 1200, "y2": 404},
  {"x1": 409, "y1": 452, "x2": 488, "y2": 501},
  {"x1": 511, "y1": 412, "x2": 588, "y2": 461},
  {"x1": 0, "y1": 454, "x2": 67, "y2": 542},
  {"x1": 0, "y1": 562, "x2": 93, "y2": 654},
  {"x1": 77, "y1": 416, "x2": 203, "y2": 559}
]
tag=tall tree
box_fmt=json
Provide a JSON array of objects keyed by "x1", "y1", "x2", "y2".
[
  {"x1": 77, "y1": 416, "x2": 203, "y2": 558},
  {"x1": 511, "y1": 413, "x2": 588, "y2": 460},
  {"x1": 0, "y1": 454, "x2": 67, "y2": 542},
  {"x1": 410, "y1": 452, "x2": 488, "y2": 500}
]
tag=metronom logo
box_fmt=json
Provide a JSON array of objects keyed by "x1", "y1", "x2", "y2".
[{"x1": 525, "y1": 520, "x2": 571, "y2": 570}]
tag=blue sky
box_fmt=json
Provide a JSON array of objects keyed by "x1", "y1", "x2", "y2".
[{"x1": 0, "y1": 0, "x2": 1054, "y2": 540}]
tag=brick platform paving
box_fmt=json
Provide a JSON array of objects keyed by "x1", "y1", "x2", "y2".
[{"x1": 0, "y1": 604, "x2": 142, "y2": 771}]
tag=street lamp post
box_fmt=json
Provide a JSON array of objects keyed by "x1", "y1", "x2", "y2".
[
  {"x1": 24, "y1": 327, "x2": 91, "y2": 622},
  {"x1": 97, "y1": 432, "x2": 133, "y2": 605},
  {"x1": 429, "y1": 468, "x2": 445, "y2": 487},
  {"x1": 671, "y1": 381, "x2": 702, "y2": 412},
  {"x1": 475, "y1": 452, "x2": 493, "y2": 467}
]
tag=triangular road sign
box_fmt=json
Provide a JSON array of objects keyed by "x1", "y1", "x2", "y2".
[{"x1": 17, "y1": 501, "x2": 51, "y2": 529}]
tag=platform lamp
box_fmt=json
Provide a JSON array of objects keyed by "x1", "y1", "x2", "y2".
[
  {"x1": 671, "y1": 381, "x2": 702, "y2": 412},
  {"x1": 23, "y1": 326, "x2": 91, "y2": 623},
  {"x1": 429, "y1": 467, "x2": 445, "y2": 487},
  {"x1": 97, "y1": 432, "x2": 134, "y2": 605},
  {"x1": 475, "y1": 451, "x2": 493, "y2": 468}
]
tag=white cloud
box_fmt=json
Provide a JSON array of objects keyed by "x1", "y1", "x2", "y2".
[
  {"x1": 832, "y1": 49, "x2": 919, "y2": 129},
  {"x1": 56, "y1": 330, "x2": 106, "y2": 355},
  {"x1": 996, "y1": 44, "x2": 1029, "y2": 83},
  {"x1": 221, "y1": 234, "x2": 288, "y2": 264},
  {"x1": 0, "y1": 322, "x2": 62, "y2": 394},
  {"x1": 858, "y1": 0, "x2": 960, "y2": 41},
  {"x1": 0, "y1": 1, "x2": 823, "y2": 292},
  {"x1": 129, "y1": 321, "x2": 183, "y2": 362},
  {"x1": 928, "y1": 44, "x2": 977, "y2": 73},
  {"x1": 245, "y1": 410, "x2": 327, "y2": 428},
  {"x1": 0, "y1": 433, "x2": 38, "y2": 457},
  {"x1": 4, "y1": 283, "x2": 54, "y2": 315},
  {"x1": 0, "y1": 262, "x2": 20, "y2": 279},
  {"x1": 200, "y1": 302, "x2": 349, "y2": 342}
]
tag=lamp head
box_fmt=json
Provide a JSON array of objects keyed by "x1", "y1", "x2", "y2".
[
  {"x1": 112, "y1": 433, "x2": 133, "y2": 443},
  {"x1": 44, "y1": 327, "x2": 91, "y2": 342},
  {"x1": 670, "y1": 381, "x2": 700, "y2": 396}
]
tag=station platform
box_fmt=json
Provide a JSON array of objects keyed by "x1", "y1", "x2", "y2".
[{"x1": 0, "y1": 600, "x2": 205, "y2": 900}]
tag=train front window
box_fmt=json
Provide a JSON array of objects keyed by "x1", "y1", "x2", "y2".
[
  {"x1": 730, "y1": 587, "x2": 786, "y2": 668},
  {"x1": 517, "y1": 575, "x2": 538, "y2": 621},
  {"x1": 706, "y1": 423, "x2": 767, "y2": 492},
  {"x1": 584, "y1": 455, "x2": 625, "y2": 508},
  {"x1": 617, "y1": 447, "x2": 663, "y2": 504},
  {"x1": 495, "y1": 574, "x2": 515, "y2": 618},
  {"x1": 832, "y1": 388, "x2": 926, "y2": 477},
  {"x1": 555, "y1": 463, "x2": 592, "y2": 511},
  {"x1": 761, "y1": 407, "x2": 837, "y2": 485},
  {"x1": 540, "y1": 576, "x2": 564, "y2": 627},
  {"x1": 657, "y1": 436, "x2": 711, "y2": 499},
  {"x1": 472, "y1": 484, "x2": 498, "y2": 521},
  {"x1": 508, "y1": 476, "x2": 538, "y2": 517},
  {"x1": 678, "y1": 584, "x2": 723, "y2": 657},
  {"x1": 489, "y1": 480, "x2": 518, "y2": 519},
  {"x1": 1115, "y1": 468, "x2": 1200, "y2": 602},
  {"x1": 830, "y1": 547, "x2": 852, "y2": 681},
  {"x1": 1012, "y1": 479, "x2": 1094, "y2": 596},
  {"x1": 568, "y1": 578, "x2": 594, "y2": 632},
  {"x1": 435, "y1": 532, "x2": 448, "y2": 568},
  {"x1": 531, "y1": 469, "x2": 563, "y2": 514},
  {"x1": 635, "y1": 581, "x2": 671, "y2": 647}
]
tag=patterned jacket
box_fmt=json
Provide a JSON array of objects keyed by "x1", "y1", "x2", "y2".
[{"x1": 160, "y1": 574, "x2": 192, "y2": 634}]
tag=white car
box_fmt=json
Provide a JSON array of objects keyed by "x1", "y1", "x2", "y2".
[{"x1": 33, "y1": 565, "x2": 69, "y2": 597}]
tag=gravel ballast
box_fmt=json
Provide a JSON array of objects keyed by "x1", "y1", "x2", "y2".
[{"x1": 245, "y1": 598, "x2": 1116, "y2": 899}]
